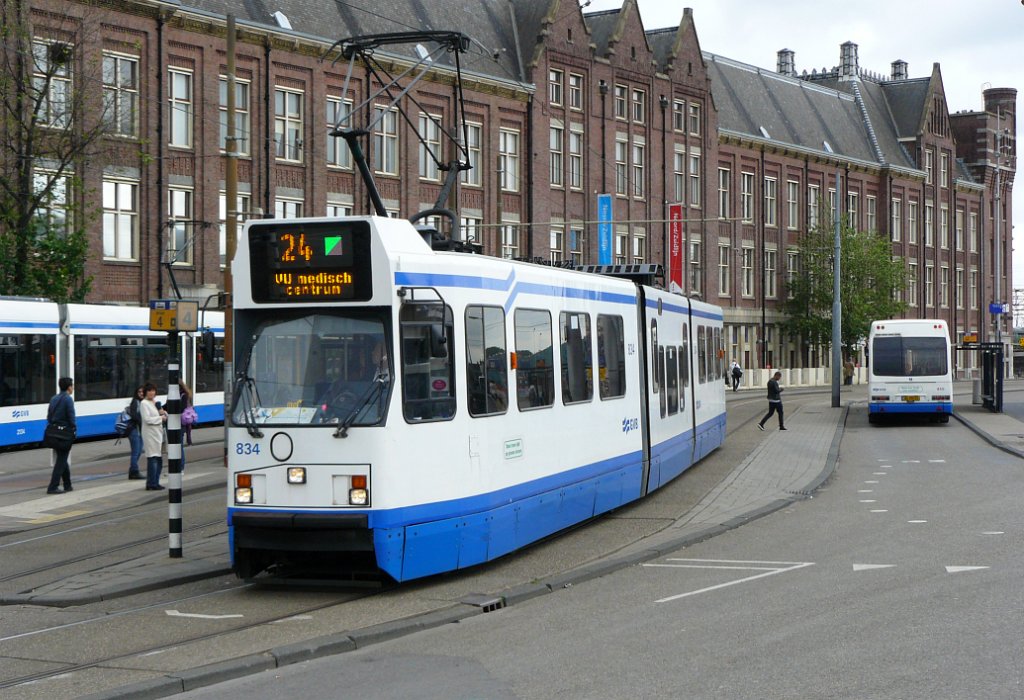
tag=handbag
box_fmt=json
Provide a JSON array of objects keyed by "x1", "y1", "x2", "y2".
[{"x1": 43, "y1": 421, "x2": 75, "y2": 450}]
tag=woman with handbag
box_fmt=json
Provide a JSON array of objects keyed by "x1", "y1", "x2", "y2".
[
  {"x1": 140, "y1": 382, "x2": 168, "y2": 491},
  {"x1": 45, "y1": 377, "x2": 76, "y2": 494}
]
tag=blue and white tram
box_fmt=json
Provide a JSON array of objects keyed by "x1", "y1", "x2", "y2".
[
  {"x1": 867, "y1": 318, "x2": 953, "y2": 423},
  {"x1": 0, "y1": 298, "x2": 225, "y2": 447},
  {"x1": 227, "y1": 217, "x2": 726, "y2": 582}
]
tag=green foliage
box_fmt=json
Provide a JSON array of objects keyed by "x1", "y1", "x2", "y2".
[{"x1": 781, "y1": 214, "x2": 908, "y2": 354}]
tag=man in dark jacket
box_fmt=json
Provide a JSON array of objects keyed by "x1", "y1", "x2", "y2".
[
  {"x1": 757, "y1": 371, "x2": 786, "y2": 431},
  {"x1": 46, "y1": 377, "x2": 76, "y2": 493}
]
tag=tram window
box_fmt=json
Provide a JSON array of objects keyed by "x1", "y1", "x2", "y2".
[
  {"x1": 466, "y1": 305, "x2": 508, "y2": 416},
  {"x1": 0, "y1": 334, "x2": 56, "y2": 406},
  {"x1": 401, "y1": 302, "x2": 456, "y2": 422},
  {"x1": 677, "y1": 346, "x2": 687, "y2": 410},
  {"x1": 597, "y1": 314, "x2": 626, "y2": 399},
  {"x1": 697, "y1": 326, "x2": 706, "y2": 383},
  {"x1": 658, "y1": 345, "x2": 667, "y2": 417},
  {"x1": 514, "y1": 309, "x2": 554, "y2": 410},
  {"x1": 714, "y1": 327, "x2": 722, "y2": 380},
  {"x1": 650, "y1": 320, "x2": 659, "y2": 394},
  {"x1": 666, "y1": 346, "x2": 678, "y2": 415},
  {"x1": 74, "y1": 335, "x2": 168, "y2": 400},
  {"x1": 193, "y1": 335, "x2": 225, "y2": 393},
  {"x1": 560, "y1": 311, "x2": 593, "y2": 405},
  {"x1": 681, "y1": 324, "x2": 690, "y2": 389}
]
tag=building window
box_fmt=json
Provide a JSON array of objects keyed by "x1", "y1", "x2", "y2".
[
  {"x1": 689, "y1": 241, "x2": 702, "y2": 293},
  {"x1": 925, "y1": 204, "x2": 934, "y2": 247},
  {"x1": 275, "y1": 198, "x2": 303, "y2": 219},
  {"x1": 808, "y1": 184, "x2": 820, "y2": 228},
  {"x1": 569, "y1": 225, "x2": 583, "y2": 264},
  {"x1": 741, "y1": 172, "x2": 754, "y2": 223},
  {"x1": 866, "y1": 196, "x2": 877, "y2": 232},
  {"x1": 462, "y1": 122, "x2": 482, "y2": 187},
  {"x1": 614, "y1": 136, "x2": 628, "y2": 196},
  {"x1": 418, "y1": 113, "x2": 442, "y2": 181},
  {"x1": 550, "y1": 226, "x2": 563, "y2": 263},
  {"x1": 688, "y1": 102, "x2": 700, "y2": 134},
  {"x1": 718, "y1": 168, "x2": 730, "y2": 219},
  {"x1": 970, "y1": 212, "x2": 978, "y2": 252},
  {"x1": 847, "y1": 192, "x2": 858, "y2": 227},
  {"x1": 925, "y1": 264, "x2": 934, "y2": 307},
  {"x1": 925, "y1": 148, "x2": 933, "y2": 184},
  {"x1": 891, "y1": 198, "x2": 902, "y2": 242},
  {"x1": 908, "y1": 201, "x2": 918, "y2": 244},
  {"x1": 632, "y1": 229, "x2": 646, "y2": 264},
  {"x1": 549, "y1": 69, "x2": 563, "y2": 106},
  {"x1": 326, "y1": 97, "x2": 352, "y2": 169},
  {"x1": 787, "y1": 251, "x2": 799, "y2": 299},
  {"x1": 741, "y1": 246, "x2": 754, "y2": 297},
  {"x1": 499, "y1": 129, "x2": 520, "y2": 192},
  {"x1": 373, "y1": 106, "x2": 398, "y2": 175},
  {"x1": 955, "y1": 209, "x2": 964, "y2": 251},
  {"x1": 169, "y1": 69, "x2": 193, "y2": 148},
  {"x1": 33, "y1": 40, "x2": 73, "y2": 129},
  {"x1": 102, "y1": 180, "x2": 137, "y2": 261},
  {"x1": 614, "y1": 85, "x2": 627, "y2": 119},
  {"x1": 549, "y1": 125, "x2": 564, "y2": 187},
  {"x1": 614, "y1": 227, "x2": 627, "y2": 264},
  {"x1": 501, "y1": 224, "x2": 518, "y2": 258},
  {"x1": 219, "y1": 78, "x2": 250, "y2": 156},
  {"x1": 970, "y1": 269, "x2": 978, "y2": 308},
  {"x1": 218, "y1": 193, "x2": 250, "y2": 267},
  {"x1": 764, "y1": 177, "x2": 777, "y2": 227},
  {"x1": 718, "y1": 245, "x2": 730, "y2": 296},
  {"x1": 908, "y1": 261, "x2": 918, "y2": 306},
  {"x1": 631, "y1": 88, "x2": 645, "y2": 124},
  {"x1": 32, "y1": 170, "x2": 70, "y2": 237},
  {"x1": 102, "y1": 53, "x2": 138, "y2": 137},
  {"x1": 672, "y1": 99, "x2": 685, "y2": 131},
  {"x1": 938, "y1": 204, "x2": 949, "y2": 249},
  {"x1": 765, "y1": 249, "x2": 777, "y2": 298},
  {"x1": 632, "y1": 141, "x2": 646, "y2": 199},
  {"x1": 673, "y1": 148, "x2": 686, "y2": 203},
  {"x1": 326, "y1": 202, "x2": 352, "y2": 217},
  {"x1": 568, "y1": 126, "x2": 583, "y2": 190},
  {"x1": 956, "y1": 267, "x2": 964, "y2": 309},
  {"x1": 568, "y1": 73, "x2": 583, "y2": 110},
  {"x1": 688, "y1": 152, "x2": 701, "y2": 208},
  {"x1": 940, "y1": 152, "x2": 949, "y2": 188},
  {"x1": 274, "y1": 88, "x2": 303, "y2": 162},
  {"x1": 787, "y1": 181, "x2": 799, "y2": 229},
  {"x1": 940, "y1": 265, "x2": 949, "y2": 307},
  {"x1": 461, "y1": 216, "x2": 482, "y2": 244},
  {"x1": 167, "y1": 188, "x2": 193, "y2": 266}
]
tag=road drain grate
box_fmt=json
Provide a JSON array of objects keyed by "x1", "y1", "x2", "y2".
[{"x1": 461, "y1": 594, "x2": 506, "y2": 613}]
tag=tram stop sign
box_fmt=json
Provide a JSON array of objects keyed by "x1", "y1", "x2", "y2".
[{"x1": 149, "y1": 299, "x2": 199, "y2": 332}]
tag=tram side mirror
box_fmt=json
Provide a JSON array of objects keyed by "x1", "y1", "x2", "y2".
[
  {"x1": 201, "y1": 329, "x2": 216, "y2": 369},
  {"x1": 429, "y1": 324, "x2": 448, "y2": 358}
]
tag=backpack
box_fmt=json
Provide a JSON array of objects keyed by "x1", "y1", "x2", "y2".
[
  {"x1": 181, "y1": 405, "x2": 198, "y2": 427},
  {"x1": 732, "y1": 365, "x2": 742, "y2": 378},
  {"x1": 114, "y1": 406, "x2": 133, "y2": 439}
]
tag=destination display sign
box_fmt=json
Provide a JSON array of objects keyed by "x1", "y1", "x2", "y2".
[{"x1": 248, "y1": 220, "x2": 373, "y2": 303}]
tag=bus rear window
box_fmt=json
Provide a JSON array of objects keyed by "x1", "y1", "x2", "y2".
[{"x1": 872, "y1": 337, "x2": 947, "y2": 377}]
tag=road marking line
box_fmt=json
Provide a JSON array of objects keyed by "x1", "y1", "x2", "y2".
[
  {"x1": 865, "y1": 480, "x2": 879, "y2": 484},
  {"x1": 870, "y1": 509, "x2": 888, "y2": 513},
  {"x1": 859, "y1": 500, "x2": 877, "y2": 503},
  {"x1": 662, "y1": 558, "x2": 809, "y2": 566},
  {"x1": 945, "y1": 566, "x2": 989, "y2": 574},
  {"x1": 858, "y1": 489, "x2": 873, "y2": 493},
  {"x1": 908, "y1": 520, "x2": 927, "y2": 524},
  {"x1": 873, "y1": 472, "x2": 887, "y2": 475},
  {"x1": 650, "y1": 560, "x2": 814, "y2": 604},
  {"x1": 982, "y1": 531, "x2": 1005, "y2": 535},
  {"x1": 166, "y1": 609, "x2": 244, "y2": 620},
  {"x1": 853, "y1": 564, "x2": 895, "y2": 571},
  {"x1": 901, "y1": 460, "x2": 920, "y2": 463},
  {"x1": 928, "y1": 459, "x2": 946, "y2": 463},
  {"x1": 646, "y1": 564, "x2": 779, "y2": 571}
]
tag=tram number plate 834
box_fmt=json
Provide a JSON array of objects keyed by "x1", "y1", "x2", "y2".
[{"x1": 235, "y1": 442, "x2": 261, "y2": 455}]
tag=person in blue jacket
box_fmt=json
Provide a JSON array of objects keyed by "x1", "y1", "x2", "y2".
[{"x1": 46, "y1": 377, "x2": 76, "y2": 494}]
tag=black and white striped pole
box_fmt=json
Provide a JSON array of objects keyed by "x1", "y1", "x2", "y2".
[{"x1": 167, "y1": 332, "x2": 183, "y2": 558}]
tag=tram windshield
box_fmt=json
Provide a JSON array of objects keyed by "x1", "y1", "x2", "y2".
[
  {"x1": 872, "y1": 336, "x2": 948, "y2": 377},
  {"x1": 233, "y1": 312, "x2": 390, "y2": 427}
]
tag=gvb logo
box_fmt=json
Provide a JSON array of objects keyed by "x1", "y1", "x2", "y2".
[{"x1": 622, "y1": 417, "x2": 639, "y2": 433}]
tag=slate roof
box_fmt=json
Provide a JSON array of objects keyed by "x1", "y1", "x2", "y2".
[
  {"x1": 880, "y1": 79, "x2": 930, "y2": 139},
  {"x1": 583, "y1": 8, "x2": 619, "y2": 57},
  {"x1": 646, "y1": 26, "x2": 677, "y2": 73},
  {"x1": 181, "y1": 0, "x2": 527, "y2": 84}
]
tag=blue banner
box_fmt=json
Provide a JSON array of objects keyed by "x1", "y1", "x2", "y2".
[{"x1": 597, "y1": 194, "x2": 612, "y2": 265}]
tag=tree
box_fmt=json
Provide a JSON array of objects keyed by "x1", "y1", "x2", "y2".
[
  {"x1": 0, "y1": 0, "x2": 103, "y2": 301},
  {"x1": 782, "y1": 215, "x2": 908, "y2": 358}
]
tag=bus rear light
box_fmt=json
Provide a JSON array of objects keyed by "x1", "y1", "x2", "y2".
[
  {"x1": 932, "y1": 395, "x2": 950, "y2": 401},
  {"x1": 235, "y1": 487, "x2": 253, "y2": 504},
  {"x1": 236, "y1": 474, "x2": 252, "y2": 488},
  {"x1": 349, "y1": 488, "x2": 368, "y2": 505},
  {"x1": 287, "y1": 467, "x2": 306, "y2": 484},
  {"x1": 352, "y1": 475, "x2": 367, "y2": 489},
  {"x1": 872, "y1": 396, "x2": 889, "y2": 401}
]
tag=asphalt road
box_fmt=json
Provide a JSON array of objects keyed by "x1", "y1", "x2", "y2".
[{"x1": 175, "y1": 405, "x2": 1024, "y2": 699}]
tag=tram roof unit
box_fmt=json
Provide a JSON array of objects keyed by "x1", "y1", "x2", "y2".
[{"x1": 0, "y1": 298, "x2": 60, "y2": 332}]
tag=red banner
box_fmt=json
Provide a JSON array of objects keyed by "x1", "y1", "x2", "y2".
[{"x1": 669, "y1": 204, "x2": 683, "y2": 293}]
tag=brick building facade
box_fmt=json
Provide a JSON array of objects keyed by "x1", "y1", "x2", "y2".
[{"x1": 5, "y1": 0, "x2": 1015, "y2": 370}]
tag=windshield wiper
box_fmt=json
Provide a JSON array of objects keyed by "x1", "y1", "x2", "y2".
[
  {"x1": 334, "y1": 370, "x2": 389, "y2": 439},
  {"x1": 233, "y1": 374, "x2": 265, "y2": 438}
]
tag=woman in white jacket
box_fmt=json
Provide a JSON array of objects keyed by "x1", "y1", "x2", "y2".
[{"x1": 139, "y1": 382, "x2": 167, "y2": 490}]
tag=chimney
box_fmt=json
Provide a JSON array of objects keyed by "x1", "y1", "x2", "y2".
[
  {"x1": 777, "y1": 48, "x2": 795, "y2": 77},
  {"x1": 890, "y1": 60, "x2": 907, "y2": 81},
  {"x1": 839, "y1": 41, "x2": 858, "y2": 81}
]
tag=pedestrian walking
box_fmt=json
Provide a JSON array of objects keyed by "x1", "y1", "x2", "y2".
[
  {"x1": 757, "y1": 371, "x2": 786, "y2": 431},
  {"x1": 127, "y1": 385, "x2": 145, "y2": 480},
  {"x1": 730, "y1": 360, "x2": 743, "y2": 391},
  {"x1": 843, "y1": 358, "x2": 854, "y2": 386},
  {"x1": 178, "y1": 379, "x2": 195, "y2": 472},
  {"x1": 44, "y1": 377, "x2": 76, "y2": 494},
  {"x1": 140, "y1": 382, "x2": 168, "y2": 491}
]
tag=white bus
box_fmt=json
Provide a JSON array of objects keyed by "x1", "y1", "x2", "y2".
[{"x1": 867, "y1": 319, "x2": 952, "y2": 424}]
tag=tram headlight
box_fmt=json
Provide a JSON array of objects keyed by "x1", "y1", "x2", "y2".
[
  {"x1": 349, "y1": 475, "x2": 368, "y2": 505},
  {"x1": 235, "y1": 487, "x2": 253, "y2": 504},
  {"x1": 287, "y1": 467, "x2": 306, "y2": 484}
]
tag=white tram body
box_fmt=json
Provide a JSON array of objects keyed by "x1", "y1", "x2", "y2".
[
  {"x1": 0, "y1": 298, "x2": 224, "y2": 447},
  {"x1": 867, "y1": 318, "x2": 953, "y2": 423},
  {"x1": 227, "y1": 216, "x2": 726, "y2": 581}
]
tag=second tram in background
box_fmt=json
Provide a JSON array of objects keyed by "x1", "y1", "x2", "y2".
[
  {"x1": 0, "y1": 299, "x2": 225, "y2": 447},
  {"x1": 226, "y1": 216, "x2": 727, "y2": 583},
  {"x1": 867, "y1": 319, "x2": 952, "y2": 423}
]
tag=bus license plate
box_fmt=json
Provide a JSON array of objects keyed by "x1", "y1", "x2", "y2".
[{"x1": 903, "y1": 395, "x2": 920, "y2": 403}]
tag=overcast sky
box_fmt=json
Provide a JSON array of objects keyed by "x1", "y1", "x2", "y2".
[{"x1": 585, "y1": 0, "x2": 1024, "y2": 289}]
